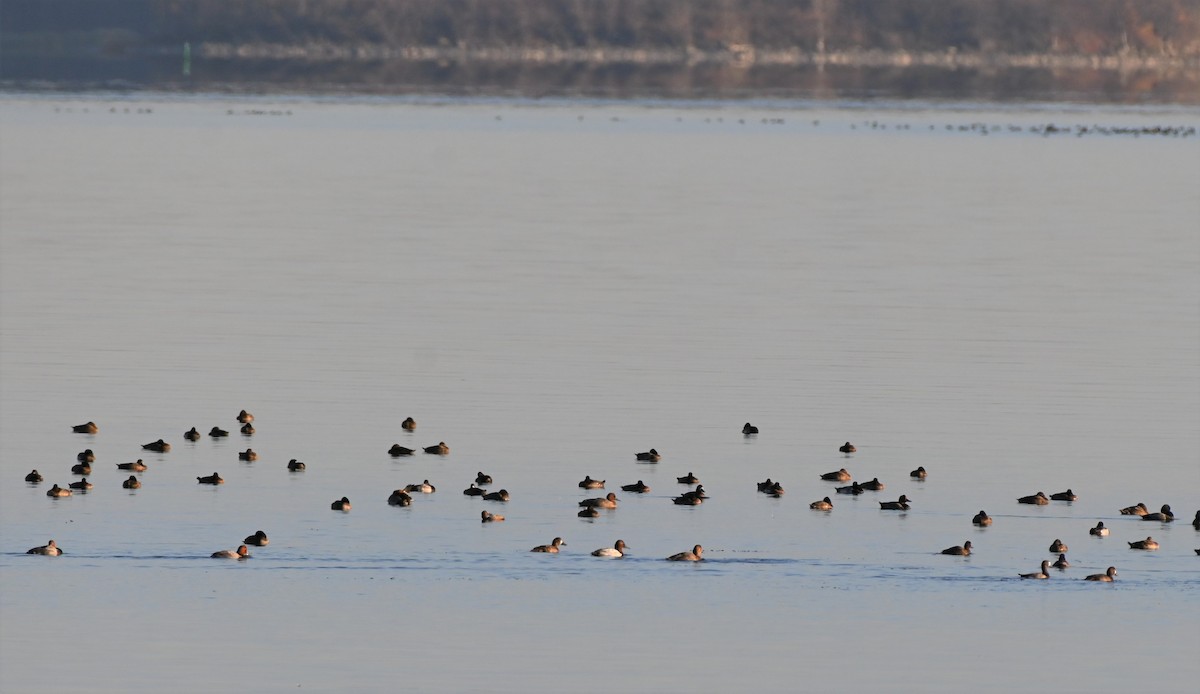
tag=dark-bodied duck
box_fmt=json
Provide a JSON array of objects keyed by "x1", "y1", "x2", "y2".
[
  {"x1": 1020, "y1": 560, "x2": 1051, "y2": 579},
  {"x1": 46, "y1": 484, "x2": 71, "y2": 497},
  {"x1": 238, "y1": 449, "x2": 258, "y2": 461},
  {"x1": 70, "y1": 461, "x2": 91, "y2": 476},
  {"x1": 240, "y1": 423, "x2": 255, "y2": 436},
  {"x1": 941, "y1": 541, "x2": 972, "y2": 556},
  {"x1": 388, "y1": 444, "x2": 415, "y2": 457},
  {"x1": 77, "y1": 449, "x2": 95, "y2": 463},
  {"x1": 592, "y1": 540, "x2": 627, "y2": 557},
  {"x1": 423, "y1": 442, "x2": 449, "y2": 455},
  {"x1": 577, "y1": 506, "x2": 599, "y2": 518},
  {"x1": 673, "y1": 494, "x2": 703, "y2": 506},
  {"x1": 810, "y1": 496, "x2": 833, "y2": 511},
  {"x1": 1017, "y1": 492, "x2": 1049, "y2": 505},
  {"x1": 72, "y1": 421, "x2": 98, "y2": 434},
  {"x1": 475, "y1": 472, "x2": 493, "y2": 485},
  {"x1": 821, "y1": 468, "x2": 851, "y2": 481},
  {"x1": 1052, "y1": 554, "x2": 1070, "y2": 569},
  {"x1": 405, "y1": 480, "x2": 436, "y2": 494},
  {"x1": 209, "y1": 427, "x2": 229, "y2": 438},
  {"x1": 860, "y1": 478, "x2": 885, "y2": 491},
  {"x1": 531, "y1": 537, "x2": 566, "y2": 553},
  {"x1": 184, "y1": 427, "x2": 200, "y2": 441},
  {"x1": 1128, "y1": 537, "x2": 1159, "y2": 550},
  {"x1": 237, "y1": 410, "x2": 254, "y2": 424},
  {"x1": 244, "y1": 530, "x2": 269, "y2": 546},
  {"x1": 635, "y1": 449, "x2": 661, "y2": 462},
  {"x1": 331, "y1": 496, "x2": 351, "y2": 511},
  {"x1": 401, "y1": 417, "x2": 416, "y2": 431},
  {"x1": 579, "y1": 492, "x2": 618, "y2": 509},
  {"x1": 879, "y1": 495, "x2": 911, "y2": 510},
  {"x1": 287, "y1": 459, "x2": 306, "y2": 471},
  {"x1": 212, "y1": 545, "x2": 250, "y2": 559},
  {"x1": 68, "y1": 478, "x2": 93, "y2": 491},
  {"x1": 742, "y1": 423, "x2": 759, "y2": 435},
  {"x1": 24, "y1": 469, "x2": 43, "y2": 483},
  {"x1": 836, "y1": 482, "x2": 864, "y2": 495},
  {"x1": 1090, "y1": 522, "x2": 1109, "y2": 537},
  {"x1": 1119, "y1": 502, "x2": 1148, "y2": 516},
  {"x1": 117, "y1": 459, "x2": 147, "y2": 471},
  {"x1": 483, "y1": 489, "x2": 511, "y2": 502},
  {"x1": 667, "y1": 545, "x2": 704, "y2": 561},
  {"x1": 196, "y1": 473, "x2": 223, "y2": 485},
  {"x1": 764, "y1": 482, "x2": 784, "y2": 497},
  {"x1": 839, "y1": 442, "x2": 856, "y2": 454},
  {"x1": 462, "y1": 483, "x2": 486, "y2": 497},
  {"x1": 143, "y1": 439, "x2": 170, "y2": 452},
  {"x1": 388, "y1": 490, "x2": 413, "y2": 506},
  {"x1": 972, "y1": 510, "x2": 993, "y2": 526},
  {"x1": 1049, "y1": 539, "x2": 1068, "y2": 553},
  {"x1": 621, "y1": 480, "x2": 651, "y2": 493},
  {"x1": 122, "y1": 475, "x2": 141, "y2": 489},
  {"x1": 579, "y1": 475, "x2": 605, "y2": 489},
  {"x1": 1142, "y1": 505, "x2": 1174, "y2": 522},
  {"x1": 677, "y1": 472, "x2": 700, "y2": 485},
  {"x1": 27, "y1": 540, "x2": 63, "y2": 556},
  {"x1": 910, "y1": 466, "x2": 927, "y2": 479},
  {"x1": 1084, "y1": 567, "x2": 1118, "y2": 582},
  {"x1": 1050, "y1": 489, "x2": 1077, "y2": 501}
]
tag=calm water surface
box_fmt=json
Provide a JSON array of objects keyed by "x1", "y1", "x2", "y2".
[{"x1": 1, "y1": 96, "x2": 1198, "y2": 693}]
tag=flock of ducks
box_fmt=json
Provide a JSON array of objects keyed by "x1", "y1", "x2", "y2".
[{"x1": 24, "y1": 415, "x2": 1200, "y2": 571}]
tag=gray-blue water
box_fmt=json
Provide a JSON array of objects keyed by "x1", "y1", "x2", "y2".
[{"x1": 1, "y1": 96, "x2": 1198, "y2": 693}]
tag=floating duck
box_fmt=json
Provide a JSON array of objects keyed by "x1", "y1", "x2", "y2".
[
  {"x1": 579, "y1": 475, "x2": 605, "y2": 489},
  {"x1": 1017, "y1": 492, "x2": 1049, "y2": 505},
  {"x1": 238, "y1": 449, "x2": 258, "y2": 461},
  {"x1": 244, "y1": 530, "x2": 269, "y2": 546},
  {"x1": 531, "y1": 538, "x2": 566, "y2": 553},
  {"x1": 860, "y1": 478, "x2": 885, "y2": 491},
  {"x1": 1090, "y1": 522, "x2": 1109, "y2": 537},
  {"x1": 1050, "y1": 489, "x2": 1077, "y2": 501},
  {"x1": 941, "y1": 541, "x2": 972, "y2": 556},
  {"x1": 331, "y1": 497, "x2": 351, "y2": 511},
  {"x1": 579, "y1": 492, "x2": 618, "y2": 509},
  {"x1": 810, "y1": 497, "x2": 833, "y2": 510},
  {"x1": 667, "y1": 545, "x2": 703, "y2": 561},
  {"x1": 388, "y1": 490, "x2": 413, "y2": 506},
  {"x1": 821, "y1": 468, "x2": 851, "y2": 481},
  {"x1": 424, "y1": 442, "x2": 449, "y2": 455},
  {"x1": 77, "y1": 449, "x2": 95, "y2": 463},
  {"x1": 483, "y1": 489, "x2": 510, "y2": 502},
  {"x1": 972, "y1": 510, "x2": 993, "y2": 526},
  {"x1": 462, "y1": 484, "x2": 486, "y2": 497},
  {"x1": 143, "y1": 439, "x2": 170, "y2": 452},
  {"x1": 635, "y1": 449, "x2": 661, "y2": 462},
  {"x1": 839, "y1": 442, "x2": 856, "y2": 454},
  {"x1": 46, "y1": 484, "x2": 71, "y2": 497},
  {"x1": 287, "y1": 459, "x2": 306, "y2": 471},
  {"x1": 592, "y1": 540, "x2": 627, "y2": 557},
  {"x1": 72, "y1": 422, "x2": 98, "y2": 434},
  {"x1": 405, "y1": 480, "x2": 436, "y2": 494},
  {"x1": 196, "y1": 473, "x2": 223, "y2": 485},
  {"x1": 1052, "y1": 554, "x2": 1070, "y2": 569},
  {"x1": 68, "y1": 478, "x2": 93, "y2": 491},
  {"x1": 209, "y1": 427, "x2": 229, "y2": 438},
  {"x1": 24, "y1": 470, "x2": 43, "y2": 483},
  {"x1": 212, "y1": 545, "x2": 250, "y2": 559},
  {"x1": 1119, "y1": 502, "x2": 1148, "y2": 516},
  {"x1": 1020, "y1": 560, "x2": 1051, "y2": 579},
  {"x1": 1049, "y1": 539, "x2": 1068, "y2": 553},
  {"x1": 481, "y1": 510, "x2": 504, "y2": 523},
  {"x1": 240, "y1": 423, "x2": 255, "y2": 435},
  {"x1": 836, "y1": 482, "x2": 864, "y2": 495},
  {"x1": 388, "y1": 444, "x2": 415, "y2": 457},
  {"x1": 910, "y1": 466, "x2": 927, "y2": 479},
  {"x1": 116, "y1": 459, "x2": 147, "y2": 471},
  {"x1": 1142, "y1": 505, "x2": 1174, "y2": 522},
  {"x1": 677, "y1": 472, "x2": 700, "y2": 485},
  {"x1": 184, "y1": 427, "x2": 200, "y2": 441},
  {"x1": 401, "y1": 417, "x2": 416, "y2": 430},
  {"x1": 475, "y1": 472, "x2": 493, "y2": 485},
  {"x1": 1084, "y1": 567, "x2": 1117, "y2": 582},
  {"x1": 879, "y1": 495, "x2": 911, "y2": 510},
  {"x1": 237, "y1": 410, "x2": 254, "y2": 423},
  {"x1": 122, "y1": 476, "x2": 141, "y2": 489},
  {"x1": 621, "y1": 480, "x2": 650, "y2": 493},
  {"x1": 742, "y1": 423, "x2": 758, "y2": 435},
  {"x1": 1128, "y1": 537, "x2": 1159, "y2": 550}
]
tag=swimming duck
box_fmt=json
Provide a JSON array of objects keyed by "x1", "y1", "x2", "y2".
[
  {"x1": 462, "y1": 483, "x2": 486, "y2": 497},
  {"x1": 388, "y1": 490, "x2": 413, "y2": 506},
  {"x1": 579, "y1": 475, "x2": 605, "y2": 489},
  {"x1": 1052, "y1": 554, "x2": 1070, "y2": 569},
  {"x1": 621, "y1": 480, "x2": 651, "y2": 493},
  {"x1": 910, "y1": 466, "x2": 927, "y2": 479},
  {"x1": 1142, "y1": 505, "x2": 1174, "y2": 522},
  {"x1": 196, "y1": 473, "x2": 223, "y2": 485},
  {"x1": 765, "y1": 482, "x2": 784, "y2": 497},
  {"x1": 592, "y1": 540, "x2": 627, "y2": 557},
  {"x1": 836, "y1": 482, "x2": 864, "y2": 495},
  {"x1": 667, "y1": 545, "x2": 704, "y2": 561},
  {"x1": 578, "y1": 506, "x2": 599, "y2": 518},
  {"x1": 481, "y1": 510, "x2": 504, "y2": 522},
  {"x1": 839, "y1": 442, "x2": 856, "y2": 454},
  {"x1": 1050, "y1": 489, "x2": 1077, "y2": 501},
  {"x1": 122, "y1": 475, "x2": 141, "y2": 489},
  {"x1": 821, "y1": 468, "x2": 851, "y2": 481},
  {"x1": 244, "y1": 530, "x2": 269, "y2": 546},
  {"x1": 941, "y1": 541, "x2": 972, "y2": 556},
  {"x1": 287, "y1": 459, "x2": 306, "y2": 471},
  {"x1": 879, "y1": 495, "x2": 911, "y2": 510},
  {"x1": 677, "y1": 472, "x2": 700, "y2": 485},
  {"x1": 1017, "y1": 492, "x2": 1049, "y2": 505},
  {"x1": 672, "y1": 494, "x2": 703, "y2": 506},
  {"x1": 209, "y1": 427, "x2": 229, "y2": 438},
  {"x1": 77, "y1": 449, "x2": 95, "y2": 463},
  {"x1": 579, "y1": 492, "x2": 618, "y2": 509},
  {"x1": 46, "y1": 484, "x2": 71, "y2": 497},
  {"x1": 1119, "y1": 502, "x2": 1147, "y2": 516},
  {"x1": 475, "y1": 472, "x2": 493, "y2": 485},
  {"x1": 401, "y1": 417, "x2": 416, "y2": 431},
  {"x1": 483, "y1": 489, "x2": 510, "y2": 502},
  {"x1": 388, "y1": 444, "x2": 415, "y2": 457},
  {"x1": 184, "y1": 427, "x2": 200, "y2": 441},
  {"x1": 238, "y1": 449, "x2": 258, "y2": 461},
  {"x1": 70, "y1": 461, "x2": 92, "y2": 475},
  {"x1": 972, "y1": 510, "x2": 993, "y2": 526},
  {"x1": 240, "y1": 423, "x2": 255, "y2": 435},
  {"x1": 24, "y1": 470, "x2": 43, "y2": 483},
  {"x1": 635, "y1": 449, "x2": 661, "y2": 462},
  {"x1": 1020, "y1": 560, "x2": 1051, "y2": 579},
  {"x1": 117, "y1": 459, "x2": 147, "y2": 471},
  {"x1": 331, "y1": 496, "x2": 351, "y2": 511},
  {"x1": 212, "y1": 545, "x2": 250, "y2": 559},
  {"x1": 72, "y1": 422, "x2": 98, "y2": 434},
  {"x1": 424, "y1": 442, "x2": 449, "y2": 455},
  {"x1": 742, "y1": 423, "x2": 759, "y2": 435},
  {"x1": 1049, "y1": 539, "x2": 1068, "y2": 553},
  {"x1": 756, "y1": 478, "x2": 775, "y2": 492},
  {"x1": 143, "y1": 439, "x2": 170, "y2": 452},
  {"x1": 1084, "y1": 566, "x2": 1118, "y2": 582},
  {"x1": 27, "y1": 540, "x2": 62, "y2": 556},
  {"x1": 1128, "y1": 537, "x2": 1159, "y2": 550},
  {"x1": 810, "y1": 496, "x2": 833, "y2": 510},
  {"x1": 68, "y1": 478, "x2": 93, "y2": 491},
  {"x1": 405, "y1": 480, "x2": 436, "y2": 494},
  {"x1": 237, "y1": 410, "x2": 254, "y2": 424},
  {"x1": 531, "y1": 537, "x2": 566, "y2": 553},
  {"x1": 1090, "y1": 522, "x2": 1109, "y2": 537},
  {"x1": 860, "y1": 478, "x2": 885, "y2": 491}
]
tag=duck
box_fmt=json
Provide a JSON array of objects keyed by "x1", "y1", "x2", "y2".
[
  {"x1": 287, "y1": 459, "x2": 306, "y2": 471},
  {"x1": 679, "y1": 485, "x2": 707, "y2": 501},
  {"x1": 839, "y1": 442, "x2": 856, "y2": 454},
  {"x1": 388, "y1": 490, "x2": 413, "y2": 506},
  {"x1": 1050, "y1": 489, "x2": 1077, "y2": 501},
  {"x1": 68, "y1": 478, "x2": 93, "y2": 491},
  {"x1": 240, "y1": 423, "x2": 255, "y2": 435},
  {"x1": 531, "y1": 537, "x2": 566, "y2": 553},
  {"x1": 424, "y1": 442, "x2": 449, "y2": 455},
  {"x1": 579, "y1": 492, "x2": 618, "y2": 509},
  {"x1": 879, "y1": 495, "x2": 911, "y2": 510},
  {"x1": 142, "y1": 439, "x2": 170, "y2": 452},
  {"x1": 836, "y1": 482, "x2": 864, "y2": 495},
  {"x1": 941, "y1": 541, "x2": 972, "y2": 556},
  {"x1": 209, "y1": 427, "x2": 229, "y2": 438},
  {"x1": 481, "y1": 510, "x2": 504, "y2": 523},
  {"x1": 809, "y1": 496, "x2": 833, "y2": 510},
  {"x1": 677, "y1": 472, "x2": 700, "y2": 485},
  {"x1": 765, "y1": 482, "x2": 784, "y2": 497},
  {"x1": 577, "y1": 506, "x2": 599, "y2": 518},
  {"x1": 635, "y1": 449, "x2": 661, "y2": 462},
  {"x1": 244, "y1": 530, "x2": 269, "y2": 546},
  {"x1": 237, "y1": 410, "x2": 254, "y2": 423},
  {"x1": 1052, "y1": 554, "x2": 1070, "y2": 569},
  {"x1": 1084, "y1": 566, "x2": 1118, "y2": 582},
  {"x1": 184, "y1": 427, "x2": 200, "y2": 441},
  {"x1": 483, "y1": 489, "x2": 510, "y2": 502},
  {"x1": 388, "y1": 444, "x2": 415, "y2": 457},
  {"x1": 1193, "y1": 510, "x2": 1200, "y2": 529},
  {"x1": 46, "y1": 484, "x2": 72, "y2": 497},
  {"x1": 592, "y1": 540, "x2": 627, "y2": 557},
  {"x1": 910, "y1": 466, "x2": 927, "y2": 479},
  {"x1": 122, "y1": 475, "x2": 141, "y2": 489},
  {"x1": 1017, "y1": 492, "x2": 1049, "y2": 505},
  {"x1": 1090, "y1": 522, "x2": 1109, "y2": 537},
  {"x1": 462, "y1": 483, "x2": 486, "y2": 497},
  {"x1": 756, "y1": 478, "x2": 775, "y2": 492},
  {"x1": 72, "y1": 421, "x2": 98, "y2": 434},
  {"x1": 579, "y1": 475, "x2": 605, "y2": 489},
  {"x1": 1049, "y1": 539, "x2": 1068, "y2": 553},
  {"x1": 475, "y1": 472, "x2": 493, "y2": 485},
  {"x1": 77, "y1": 449, "x2": 95, "y2": 463},
  {"x1": 821, "y1": 468, "x2": 851, "y2": 481},
  {"x1": 331, "y1": 496, "x2": 351, "y2": 511},
  {"x1": 672, "y1": 494, "x2": 703, "y2": 506},
  {"x1": 972, "y1": 510, "x2": 993, "y2": 526},
  {"x1": 1142, "y1": 504, "x2": 1174, "y2": 522},
  {"x1": 1119, "y1": 502, "x2": 1148, "y2": 516},
  {"x1": 1019, "y1": 560, "x2": 1051, "y2": 579},
  {"x1": 196, "y1": 473, "x2": 224, "y2": 485},
  {"x1": 27, "y1": 540, "x2": 63, "y2": 556},
  {"x1": 405, "y1": 480, "x2": 436, "y2": 494},
  {"x1": 401, "y1": 417, "x2": 416, "y2": 430},
  {"x1": 24, "y1": 469, "x2": 43, "y2": 483},
  {"x1": 1128, "y1": 537, "x2": 1159, "y2": 550},
  {"x1": 238, "y1": 449, "x2": 258, "y2": 461},
  {"x1": 212, "y1": 545, "x2": 250, "y2": 559},
  {"x1": 860, "y1": 477, "x2": 885, "y2": 491},
  {"x1": 71, "y1": 461, "x2": 92, "y2": 475},
  {"x1": 667, "y1": 545, "x2": 704, "y2": 561},
  {"x1": 117, "y1": 459, "x2": 147, "y2": 471},
  {"x1": 621, "y1": 480, "x2": 651, "y2": 493},
  {"x1": 742, "y1": 423, "x2": 759, "y2": 435}
]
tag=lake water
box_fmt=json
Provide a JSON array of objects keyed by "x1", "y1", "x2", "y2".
[{"x1": 1, "y1": 95, "x2": 1198, "y2": 693}]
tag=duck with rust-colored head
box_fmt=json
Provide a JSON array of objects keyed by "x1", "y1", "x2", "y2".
[{"x1": 212, "y1": 545, "x2": 250, "y2": 559}]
